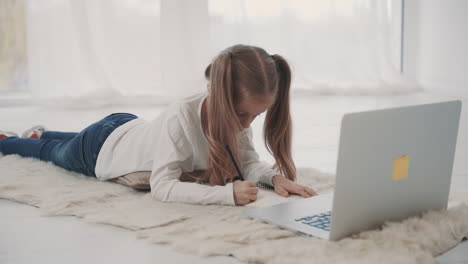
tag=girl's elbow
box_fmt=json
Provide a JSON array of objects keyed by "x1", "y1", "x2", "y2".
[{"x1": 150, "y1": 185, "x2": 170, "y2": 202}]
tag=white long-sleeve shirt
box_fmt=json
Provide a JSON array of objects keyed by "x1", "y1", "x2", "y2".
[{"x1": 95, "y1": 92, "x2": 278, "y2": 206}]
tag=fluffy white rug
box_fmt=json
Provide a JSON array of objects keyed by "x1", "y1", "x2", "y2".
[{"x1": 1, "y1": 154, "x2": 467, "y2": 264}]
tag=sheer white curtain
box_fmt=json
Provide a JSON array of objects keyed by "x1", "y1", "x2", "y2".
[
  {"x1": 22, "y1": 0, "x2": 416, "y2": 101},
  {"x1": 25, "y1": 0, "x2": 161, "y2": 99},
  {"x1": 0, "y1": 0, "x2": 27, "y2": 92},
  {"x1": 207, "y1": 0, "x2": 415, "y2": 94}
]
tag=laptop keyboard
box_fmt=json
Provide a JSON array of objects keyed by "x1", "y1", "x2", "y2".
[{"x1": 294, "y1": 211, "x2": 332, "y2": 231}]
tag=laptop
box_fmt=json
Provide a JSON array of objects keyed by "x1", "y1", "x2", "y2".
[{"x1": 246, "y1": 100, "x2": 462, "y2": 241}]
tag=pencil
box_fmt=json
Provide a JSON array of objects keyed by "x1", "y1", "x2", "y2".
[{"x1": 225, "y1": 144, "x2": 244, "y2": 181}]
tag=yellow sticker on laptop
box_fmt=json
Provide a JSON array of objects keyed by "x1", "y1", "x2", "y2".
[{"x1": 392, "y1": 155, "x2": 409, "y2": 180}]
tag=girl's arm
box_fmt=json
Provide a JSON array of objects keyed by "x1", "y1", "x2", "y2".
[
  {"x1": 149, "y1": 117, "x2": 235, "y2": 206},
  {"x1": 239, "y1": 127, "x2": 317, "y2": 198},
  {"x1": 150, "y1": 163, "x2": 235, "y2": 205}
]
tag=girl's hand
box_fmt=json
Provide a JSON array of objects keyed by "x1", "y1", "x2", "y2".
[
  {"x1": 233, "y1": 181, "x2": 258, "y2": 205},
  {"x1": 272, "y1": 175, "x2": 317, "y2": 198}
]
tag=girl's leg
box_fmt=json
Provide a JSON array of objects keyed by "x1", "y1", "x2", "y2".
[
  {"x1": 41, "y1": 131, "x2": 79, "y2": 140},
  {"x1": 1, "y1": 113, "x2": 138, "y2": 177},
  {"x1": 0, "y1": 136, "x2": 86, "y2": 175},
  {"x1": 0, "y1": 137, "x2": 47, "y2": 158}
]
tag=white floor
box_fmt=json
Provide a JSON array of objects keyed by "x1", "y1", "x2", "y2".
[{"x1": 1, "y1": 90, "x2": 468, "y2": 263}]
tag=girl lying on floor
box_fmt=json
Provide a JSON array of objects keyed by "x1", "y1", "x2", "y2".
[{"x1": 0, "y1": 44, "x2": 316, "y2": 206}]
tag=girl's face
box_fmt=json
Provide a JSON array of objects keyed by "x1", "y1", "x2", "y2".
[{"x1": 235, "y1": 95, "x2": 275, "y2": 130}]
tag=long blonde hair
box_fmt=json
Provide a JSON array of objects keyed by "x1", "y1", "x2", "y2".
[{"x1": 201, "y1": 44, "x2": 295, "y2": 185}]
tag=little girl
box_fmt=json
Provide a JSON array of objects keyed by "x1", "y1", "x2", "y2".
[{"x1": 0, "y1": 44, "x2": 316, "y2": 206}]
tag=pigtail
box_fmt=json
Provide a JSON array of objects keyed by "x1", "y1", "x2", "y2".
[
  {"x1": 264, "y1": 54, "x2": 296, "y2": 181},
  {"x1": 204, "y1": 52, "x2": 241, "y2": 185}
]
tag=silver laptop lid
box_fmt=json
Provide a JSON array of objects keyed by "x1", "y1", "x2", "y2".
[{"x1": 329, "y1": 100, "x2": 462, "y2": 240}]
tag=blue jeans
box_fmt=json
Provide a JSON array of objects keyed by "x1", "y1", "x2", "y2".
[{"x1": 0, "y1": 113, "x2": 137, "y2": 177}]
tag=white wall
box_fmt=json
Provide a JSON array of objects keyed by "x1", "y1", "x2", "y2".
[{"x1": 404, "y1": 0, "x2": 468, "y2": 96}]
